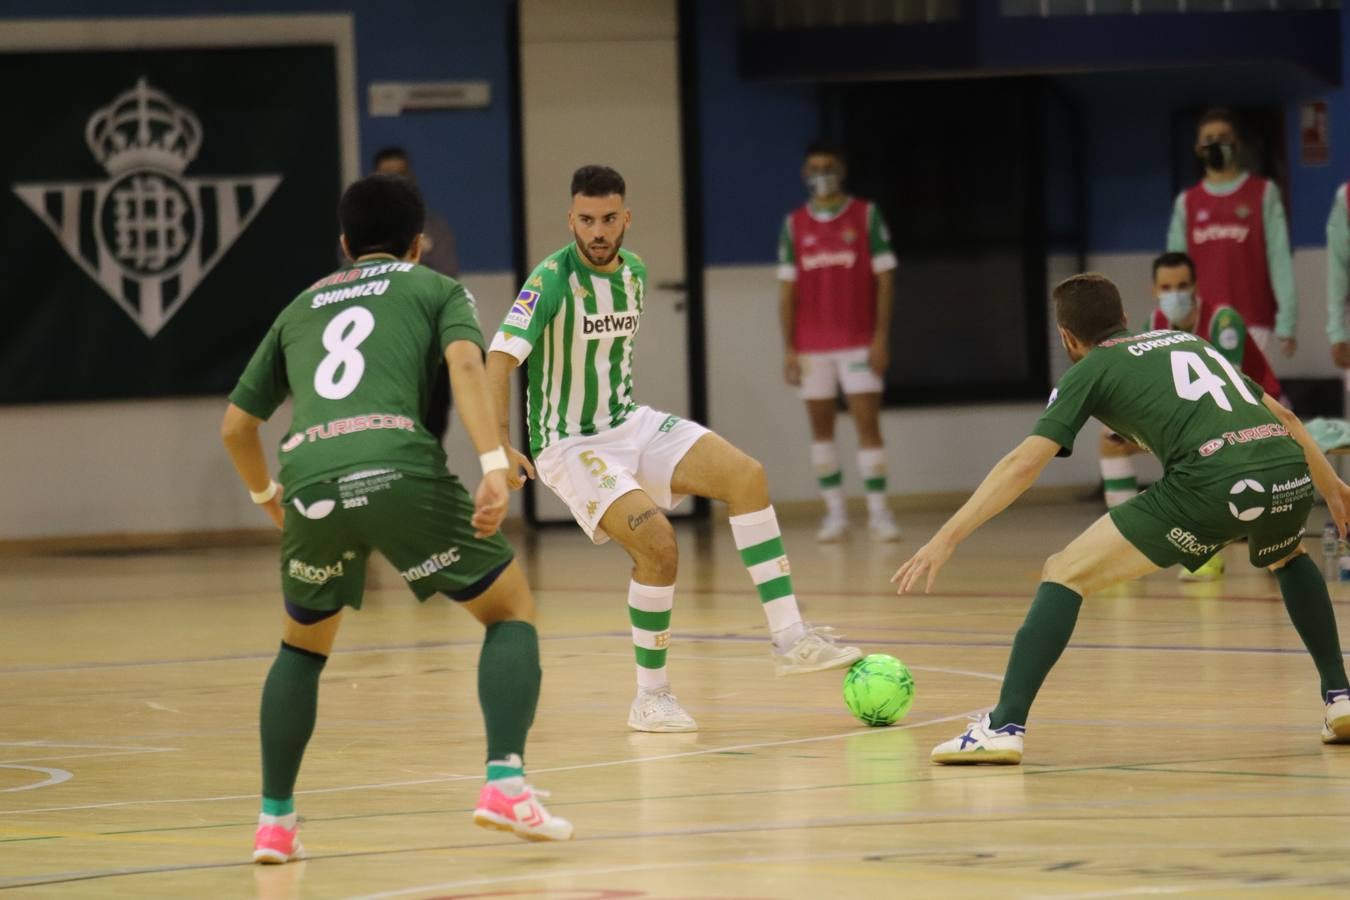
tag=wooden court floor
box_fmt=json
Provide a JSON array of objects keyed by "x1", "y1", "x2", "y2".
[{"x1": 4, "y1": 500, "x2": 1350, "y2": 898}]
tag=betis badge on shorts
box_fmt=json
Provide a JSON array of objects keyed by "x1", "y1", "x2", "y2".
[{"x1": 12, "y1": 78, "x2": 281, "y2": 338}]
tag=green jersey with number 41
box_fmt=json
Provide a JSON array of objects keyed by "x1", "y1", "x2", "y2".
[
  {"x1": 229, "y1": 258, "x2": 484, "y2": 496},
  {"x1": 1034, "y1": 328, "x2": 1302, "y2": 480},
  {"x1": 489, "y1": 243, "x2": 644, "y2": 455}
]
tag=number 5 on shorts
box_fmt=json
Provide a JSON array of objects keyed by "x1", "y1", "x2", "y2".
[{"x1": 579, "y1": 450, "x2": 608, "y2": 477}]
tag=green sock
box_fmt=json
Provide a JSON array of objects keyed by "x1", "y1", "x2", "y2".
[
  {"x1": 260, "y1": 642, "x2": 327, "y2": 806},
  {"x1": 479, "y1": 621, "x2": 541, "y2": 764},
  {"x1": 1276, "y1": 553, "x2": 1350, "y2": 696},
  {"x1": 990, "y1": 582, "x2": 1083, "y2": 729}
]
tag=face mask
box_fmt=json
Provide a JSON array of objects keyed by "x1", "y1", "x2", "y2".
[
  {"x1": 1198, "y1": 142, "x2": 1235, "y2": 171},
  {"x1": 806, "y1": 172, "x2": 841, "y2": 198},
  {"x1": 1158, "y1": 289, "x2": 1195, "y2": 324}
]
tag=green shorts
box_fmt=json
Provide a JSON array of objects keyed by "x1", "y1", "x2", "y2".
[
  {"x1": 280, "y1": 469, "x2": 514, "y2": 612},
  {"x1": 1109, "y1": 460, "x2": 1314, "y2": 573}
]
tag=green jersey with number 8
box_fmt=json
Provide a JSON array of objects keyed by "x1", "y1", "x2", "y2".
[
  {"x1": 229, "y1": 258, "x2": 484, "y2": 497},
  {"x1": 1034, "y1": 328, "x2": 1302, "y2": 480}
]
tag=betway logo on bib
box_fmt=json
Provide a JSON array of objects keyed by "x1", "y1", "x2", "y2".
[{"x1": 581, "y1": 312, "x2": 639, "y2": 339}]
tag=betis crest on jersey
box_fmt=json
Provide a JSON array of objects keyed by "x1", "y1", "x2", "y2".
[{"x1": 12, "y1": 78, "x2": 281, "y2": 337}]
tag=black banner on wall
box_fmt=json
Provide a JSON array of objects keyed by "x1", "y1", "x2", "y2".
[{"x1": 0, "y1": 45, "x2": 343, "y2": 403}]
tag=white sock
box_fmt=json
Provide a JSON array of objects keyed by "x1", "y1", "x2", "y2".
[
  {"x1": 259, "y1": 812, "x2": 297, "y2": 830},
  {"x1": 857, "y1": 447, "x2": 889, "y2": 517},
  {"x1": 1100, "y1": 455, "x2": 1138, "y2": 508},
  {"x1": 729, "y1": 506, "x2": 807, "y2": 651},
  {"x1": 811, "y1": 441, "x2": 846, "y2": 518},
  {"x1": 629, "y1": 580, "x2": 674, "y2": 691}
]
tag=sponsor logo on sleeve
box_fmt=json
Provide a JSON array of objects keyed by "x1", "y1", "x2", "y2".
[{"x1": 504, "y1": 290, "x2": 539, "y2": 330}]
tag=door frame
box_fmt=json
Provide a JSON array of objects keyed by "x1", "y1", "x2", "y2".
[{"x1": 508, "y1": 0, "x2": 709, "y2": 527}]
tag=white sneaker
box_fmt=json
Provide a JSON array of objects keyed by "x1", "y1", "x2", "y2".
[
  {"x1": 773, "y1": 625, "x2": 862, "y2": 676},
  {"x1": 931, "y1": 713, "x2": 1025, "y2": 765},
  {"x1": 816, "y1": 515, "x2": 848, "y2": 543},
  {"x1": 1322, "y1": 689, "x2": 1350, "y2": 744},
  {"x1": 869, "y1": 512, "x2": 901, "y2": 543},
  {"x1": 628, "y1": 687, "x2": 698, "y2": 732}
]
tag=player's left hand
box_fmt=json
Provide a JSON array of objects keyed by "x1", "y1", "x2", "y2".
[
  {"x1": 1325, "y1": 480, "x2": 1350, "y2": 539},
  {"x1": 261, "y1": 492, "x2": 285, "y2": 530},
  {"x1": 472, "y1": 469, "x2": 510, "y2": 538},
  {"x1": 869, "y1": 336, "x2": 890, "y2": 376},
  {"x1": 891, "y1": 535, "x2": 955, "y2": 594},
  {"x1": 1280, "y1": 337, "x2": 1297, "y2": 358}
]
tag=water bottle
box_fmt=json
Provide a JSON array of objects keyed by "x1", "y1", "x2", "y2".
[{"x1": 1324, "y1": 521, "x2": 1340, "y2": 579}]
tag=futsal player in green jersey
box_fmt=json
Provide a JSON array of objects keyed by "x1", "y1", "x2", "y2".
[
  {"x1": 894, "y1": 273, "x2": 1350, "y2": 763},
  {"x1": 486, "y1": 166, "x2": 861, "y2": 733},
  {"x1": 223, "y1": 175, "x2": 571, "y2": 863}
]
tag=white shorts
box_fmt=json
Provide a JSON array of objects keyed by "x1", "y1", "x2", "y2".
[
  {"x1": 534, "y1": 406, "x2": 710, "y2": 544},
  {"x1": 799, "y1": 347, "x2": 883, "y2": 400}
]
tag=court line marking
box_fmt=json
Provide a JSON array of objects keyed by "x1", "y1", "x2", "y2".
[
  {"x1": 0, "y1": 708, "x2": 980, "y2": 817},
  {"x1": 0, "y1": 749, "x2": 178, "y2": 765},
  {"x1": 0, "y1": 741, "x2": 175, "y2": 751},
  {"x1": 0, "y1": 767, "x2": 71, "y2": 793},
  {"x1": 3, "y1": 631, "x2": 1341, "y2": 677}
]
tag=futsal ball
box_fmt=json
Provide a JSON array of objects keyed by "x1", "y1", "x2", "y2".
[{"x1": 842, "y1": 654, "x2": 914, "y2": 727}]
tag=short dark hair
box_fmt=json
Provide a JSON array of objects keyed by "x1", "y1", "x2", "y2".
[
  {"x1": 571, "y1": 165, "x2": 626, "y2": 198},
  {"x1": 1197, "y1": 106, "x2": 1237, "y2": 133},
  {"x1": 339, "y1": 174, "x2": 425, "y2": 259},
  {"x1": 1053, "y1": 273, "x2": 1127, "y2": 345},
  {"x1": 373, "y1": 146, "x2": 410, "y2": 168},
  {"x1": 804, "y1": 138, "x2": 844, "y2": 162},
  {"x1": 1152, "y1": 251, "x2": 1196, "y2": 281}
]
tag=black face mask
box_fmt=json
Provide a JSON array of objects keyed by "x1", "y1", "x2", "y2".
[{"x1": 1199, "y1": 142, "x2": 1235, "y2": 171}]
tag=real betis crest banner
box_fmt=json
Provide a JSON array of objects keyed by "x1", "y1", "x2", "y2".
[{"x1": 0, "y1": 45, "x2": 343, "y2": 402}]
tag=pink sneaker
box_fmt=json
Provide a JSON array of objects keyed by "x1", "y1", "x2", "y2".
[
  {"x1": 473, "y1": 782, "x2": 573, "y2": 842},
  {"x1": 252, "y1": 823, "x2": 305, "y2": 864}
]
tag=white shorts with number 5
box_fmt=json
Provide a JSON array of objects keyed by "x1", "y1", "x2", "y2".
[
  {"x1": 534, "y1": 405, "x2": 710, "y2": 544},
  {"x1": 799, "y1": 346, "x2": 883, "y2": 400}
]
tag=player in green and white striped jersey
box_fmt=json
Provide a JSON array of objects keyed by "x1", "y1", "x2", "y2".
[{"x1": 488, "y1": 166, "x2": 862, "y2": 733}]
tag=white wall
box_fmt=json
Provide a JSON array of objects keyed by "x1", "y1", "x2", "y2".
[
  {"x1": 6, "y1": 253, "x2": 1341, "y2": 540},
  {"x1": 704, "y1": 251, "x2": 1341, "y2": 504},
  {"x1": 1, "y1": 272, "x2": 521, "y2": 541}
]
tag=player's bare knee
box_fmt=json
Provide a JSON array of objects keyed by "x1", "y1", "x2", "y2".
[
  {"x1": 1040, "y1": 552, "x2": 1081, "y2": 590},
  {"x1": 627, "y1": 510, "x2": 678, "y2": 583},
  {"x1": 736, "y1": 457, "x2": 770, "y2": 507}
]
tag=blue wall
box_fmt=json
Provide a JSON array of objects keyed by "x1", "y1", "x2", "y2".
[
  {"x1": 694, "y1": 1, "x2": 819, "y2": 266},
  {"x1": 1, "y1": 0, "x2": 516, "y2": 271}
]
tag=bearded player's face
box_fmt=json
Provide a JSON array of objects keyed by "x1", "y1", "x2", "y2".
[{"x1": 569, "y1": 193, "x2": 630, "y2": 268}]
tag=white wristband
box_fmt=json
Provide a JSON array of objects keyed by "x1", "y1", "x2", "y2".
[
  {"x1": 250, "y1": 480, "x2": 280, "y2": 504},
  {"x1": 480, "y1": 447, "x2": 509, "y2": 475}
]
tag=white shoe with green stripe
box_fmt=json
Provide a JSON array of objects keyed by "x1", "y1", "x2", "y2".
[{"x1": 773, "y1": 625, "x2": 862, "y2": 676}]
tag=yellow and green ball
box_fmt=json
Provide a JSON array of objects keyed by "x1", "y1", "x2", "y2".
[{"x1": 843, "y1": 653, "x2": 914, "y2": 726}]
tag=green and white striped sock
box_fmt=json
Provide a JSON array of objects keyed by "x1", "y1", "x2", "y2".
[
  {"x1": 858, "y1": 447, "x2": 888, "y2": 517},
  {"x1": 1100, "y1": 456, "x2": 1138, "y2": 508},
  {"x1": 730, "y1": 506, "x2": 806, "y2": 651},
  {"x1": 811, "y1": 441, "x2": 846, "y2": 518},
  {"x1": 629, "y1": 580, "x2": 674, "y2": 691}
]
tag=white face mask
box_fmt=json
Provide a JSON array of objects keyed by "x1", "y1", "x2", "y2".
[
  {"x1": 806, "y1": 172, "x2": 841, "y2": 198},
  {"x1": 1158, "y1": 289, "x2": 1195, "y2": 325}
]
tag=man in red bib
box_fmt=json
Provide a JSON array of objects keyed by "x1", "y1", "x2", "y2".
[
  {"x1": 1098, "y1": 251, "x2": 1283, "y2": 581},
  {"x1": 778, "y1": 140, "x2": 899, "y2": 542},
  {"x1": 1166, "y1": 107, "x2": 1297, "y2": 359}
]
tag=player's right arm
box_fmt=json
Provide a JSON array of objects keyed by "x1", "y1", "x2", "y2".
[
  {"x1": 1166, "y1": 193, "x2": 1188, "y2": 253},
  {"x1": 1262, "y1": 394, "x2": 1350, "y2": 536},
  {"x1": 777, "y1": 216, "x2": 800, "y2": 386},
  {"x1": 894, "y1": 364, "x2": 1096, "y2": 594},
  {"x1": 1327, "y1": 186, "x2": 1350, "y2": 366},
  {"x1": 222, "y1": 323, "x2": 289, "y2": 529},
  {"x1": 487, "y1": 271, "x2": 561, "y2": 488}
]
